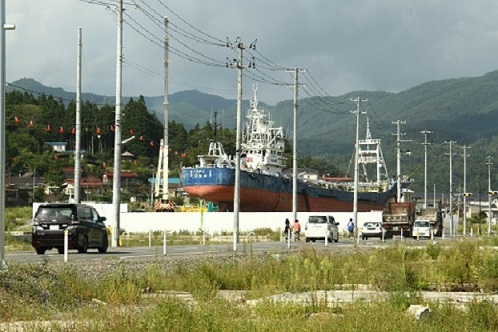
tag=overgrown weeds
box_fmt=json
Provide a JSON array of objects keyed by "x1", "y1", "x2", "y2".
[{"x1": 2, "y1": 239, "x2": 498, "y2": 330}]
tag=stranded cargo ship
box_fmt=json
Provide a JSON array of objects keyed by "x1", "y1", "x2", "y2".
[{"x1": 181, "y1": 86, "x2": 398, "y2": 212}]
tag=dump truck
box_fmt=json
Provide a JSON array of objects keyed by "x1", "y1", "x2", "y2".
[
  {"x1": 415, "y1": 202, "x2": 443, "y2": 237},
  {"x1": 382, "y1": 201, "x2": 416, "y2": 238}
]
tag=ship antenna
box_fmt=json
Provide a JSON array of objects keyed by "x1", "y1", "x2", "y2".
[
  {"x1": 212, "y1": 110, "x2": 218, "y2": 138},
  {"x1": 365, "y1": 116, "x2": 372, "y2": 140},
  {"x1": 252, "y1": 83, "x2": 258, "y2": 109}
]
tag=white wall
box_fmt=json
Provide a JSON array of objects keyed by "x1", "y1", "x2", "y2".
[{"x1": 33, "y1": 202, "x2": 382, "y2": 235}]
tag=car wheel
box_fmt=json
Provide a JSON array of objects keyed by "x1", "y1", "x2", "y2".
[
  {"x1": 78, "y1": 235, "x2": 88, "y2": 253},
  {"x1": 35, "y1": 247, "x2": 46, "y2": 255},
  {"x1": 98, "y1": 235, "x2": 108, "y2": 253},
  {"x1": 57, "y1": 247, "x2": 64, "y2": 254},
  {"x1": 305, "y1": 238, "x2": 310, "y2": 243}
]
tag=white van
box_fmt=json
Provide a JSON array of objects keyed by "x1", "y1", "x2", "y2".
[
  {"x1": 412, "y1": 219, "x2": 431, "y2": 238},
  {"x1": 304, "y1": 215, "x2": 339, "y2": 243}
]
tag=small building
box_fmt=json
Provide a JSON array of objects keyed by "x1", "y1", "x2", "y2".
[
  {"x1": 61, "y1": 167, "x2": 103, "y2": 198},
  {"x1": 283, "y1": 168, "x2": 319, "y2": 181},
  {"x1": 45, "y1": 142, "x2": 68, "y2": 153},
  {"x1": 122, "y1": 150, "x2": 135, "y2": 162},
  {"x1": 103, "y1": 171, "x2": 141, "y2": 187}
]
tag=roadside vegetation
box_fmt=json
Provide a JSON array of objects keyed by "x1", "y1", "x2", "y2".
[{"x1": 2, "y1": 239, "x2": 498, "y2": 331}]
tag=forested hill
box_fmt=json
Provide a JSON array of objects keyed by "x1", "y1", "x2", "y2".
[
  {"x1": 11, "y1": 71, "x2": 498, "y2": 156},
  {"x1": 8, "y1": 70, "x2": 498, "y2": 193}
]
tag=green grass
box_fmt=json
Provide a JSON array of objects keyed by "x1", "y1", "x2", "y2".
[{"x1": 2, "y1": 239, "x2": 498, "y2": 331}]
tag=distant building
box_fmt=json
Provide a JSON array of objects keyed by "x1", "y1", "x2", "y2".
[
  {"x1": 45, "y1": 142, "x2": 68, "y2": 153},
  {"x1": 283, "y1": 168, "x2": 319, "y2": 180},
  {"x1": 103, "y1": 171, "x2": 141, "y2": 187}
]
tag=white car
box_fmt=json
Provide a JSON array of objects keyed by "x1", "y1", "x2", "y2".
[
  {"x1": 412, "y1": 220, "x2": 431, "y2": 238},
  {"x1": 304, "y1": 215, "x2": 339, "y2": 243},
  {"x1": 361, "y1": 222, "x2": 384, "y2": 240}
]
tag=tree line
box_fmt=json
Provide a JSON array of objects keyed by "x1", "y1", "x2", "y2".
[{"x1": 5, "y1": 90, "x2": 342, "y2": 193}]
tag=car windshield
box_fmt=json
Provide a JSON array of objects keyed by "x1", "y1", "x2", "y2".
[
  {"x1": 309, "y1": 216, "x2": 327, "y2": 224},
  {"x1": 363, "y1": 222, "x2": 379, "y2": 228},
  {"x1": 414, "y1": 220, "x2": 430, "y2": 227}
]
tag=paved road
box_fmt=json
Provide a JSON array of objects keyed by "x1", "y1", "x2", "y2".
[{"x1": 5, "y1": 236, "x2": 453, "y2": 264}]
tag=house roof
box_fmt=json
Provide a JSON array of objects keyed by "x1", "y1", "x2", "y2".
[
  {"x1": 105, "y1": 171, "x2": 139, "y2": 178},
  {"x1": 45, "y1": 142, "x2": 68, "y2": 147},
  {"x1": 122, "y1": 151, "x2": 135, "y2": 157},
  {"x1": 148, "y1": 177, "x2": 180, "y2": 185},
  {"x1": 65, "y1": 176, "x2": 103, "y2": 188}
]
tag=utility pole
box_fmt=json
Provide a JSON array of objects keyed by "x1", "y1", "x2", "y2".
[
  {"x1": 392, "y1": 120, "x2": 411, "y2": 202},
  {"x1": 445, "y1": 140, "x2": 457, "y2": 237},
  {"x1": 111, "y1": 0, "x2": 123, "y2": 248},
  {"x1": 433, "y1": 183, "x2": 436, "y2": 209},
  {"x1": 461, "y1": 145, "x2": 470, "y2": 236},
  {"x1": 74, "y1": 27, "x2": 82, "y2": 203},
  {"x1": 486, "y1": 156, "x2": 493, "y2": 235},
  {"x1": 286, "y1": 68, "x2": 306, "y2": 224},
  {"x1": 351, "y1": 97, "x2": 367, "y2": 245},
  {"x1": 420, "y1": 130, "x2": 432, "y2": 209},
  {"x1": 161, "y1": 17, "x2": 169, "y2": 202},
  {"x1": 0, "y1": 0, "x2": 15, "y2": 271},
  {"x1": 226, "y1": 37, "x2": 256, "y2": 251}
]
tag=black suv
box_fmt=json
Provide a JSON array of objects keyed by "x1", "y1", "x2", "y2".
[{"x1": 32, "y1": 203, "x2": 109, "y2": 255}]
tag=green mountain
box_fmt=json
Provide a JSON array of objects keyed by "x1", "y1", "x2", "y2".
[{"x1": 9, "y1": 71, "x2": 498, "y2": 193}]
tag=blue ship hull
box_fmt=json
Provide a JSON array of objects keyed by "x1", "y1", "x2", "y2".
[{"x1": 181, "y1": 167, "x2": 397, "y2": 212}]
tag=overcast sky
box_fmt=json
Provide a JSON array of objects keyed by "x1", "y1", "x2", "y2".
[{"x1": 6, "y1": 0, "x2": 498, "y2": 105}]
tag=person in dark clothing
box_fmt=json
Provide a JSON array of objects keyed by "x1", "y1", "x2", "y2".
[{"x1": 284, "y1": 218, "x2": 291, "y2": 240}]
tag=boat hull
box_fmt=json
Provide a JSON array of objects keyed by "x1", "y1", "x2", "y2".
[{"x1": 181, "y1": 167, "x2": 397, "y2": 212}]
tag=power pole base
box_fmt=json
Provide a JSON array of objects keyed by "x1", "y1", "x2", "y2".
[{"x1": 0, "y1": 259, "x2": 8, "y2": 272}]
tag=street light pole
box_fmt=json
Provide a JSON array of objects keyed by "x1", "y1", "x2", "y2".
[{"x1": 111, "y1": 0, "x2": 123, "y2": 248}]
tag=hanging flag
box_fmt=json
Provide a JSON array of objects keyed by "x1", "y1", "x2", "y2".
[
  {"x1": 71, "y1": 128, "x2": 76, "y2": 135},
  {"x1": 28, "y1": 120, "x2": 34, "y2": 128},
  {"x1": 129, "y1": 129, "x2": 135, "y2": 135},
  {"x1": 45, "y1": 124, "x2": 51, "y2": 132},
  {"x1": 150, "y1": 141, "x2": 155, "y2": 147},
  {"x1": 14, "y1": 116, "x2": 20, "y2": 124},
  {"x1": 139, "y1": 135, "x2": 145, "y2": 142},
  {"x1": 59, "y1": 127, "x2": 64, "y2": 134},
  {"x1": 110, "y1": 125, "x2": 115, "y2": 132},
  {"x1": 96, "y1": 127, "x2": 101, "y2": 135}
]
